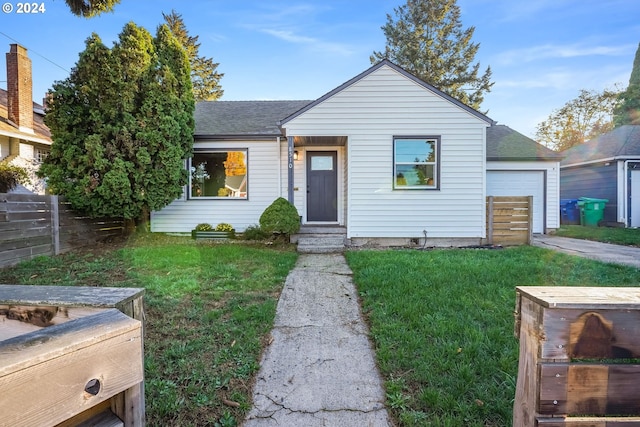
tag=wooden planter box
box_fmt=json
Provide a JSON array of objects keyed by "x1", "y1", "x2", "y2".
[
  {"x1": 513, "y1": 286, "x2": 640, "y2": 426},
  {"x1": 0, "y1": 285, "x2": 145, "y2": 427},
  {"x1": 191, "y1": 230, "x2": 233, "y2": 240}
]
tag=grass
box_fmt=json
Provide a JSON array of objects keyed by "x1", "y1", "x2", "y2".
[
  {"x1": 0, "y1": 234, "x2": 298, "y2": 427},
  {"x1": 3, "y1": 234, "x2": 640, "y2": 426},
  {"x1": 555, "y1": 224, "x2": 640, "y2": 247},
  {"x1": 345, "y1": 246, "x2": 640, "y2": 426}
]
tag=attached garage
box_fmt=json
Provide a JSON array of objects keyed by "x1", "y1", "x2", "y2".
[
  {"x1": 486, "y1": 125, "x2": 563, "y2": 234},
  {"x1": 487, "y1": 170, "x2": 545, "y2": 233}
]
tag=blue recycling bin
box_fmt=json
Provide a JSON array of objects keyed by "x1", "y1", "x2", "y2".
[{"x1": 560, "y1": 199, "x2": 580, "y2": 225}]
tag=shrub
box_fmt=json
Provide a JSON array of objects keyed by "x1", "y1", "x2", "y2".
[
  {"x1": 0, "y1": 163, "x2": 29, "y2": 193},
  {"x1": 194, "y1": 223, "x2": 213, "y2": 231},
  {"x1": 242, "y1": 224, "x2": 270, "y2": 240},
  {"x1": 259, "y1": 197, "x2": 300, "y2": 235}
]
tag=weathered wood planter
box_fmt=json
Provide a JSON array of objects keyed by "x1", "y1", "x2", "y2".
[
  {"x1": 0, "y1": 285, "x2": 145, "y2": 427},
  {"x1": 513, "y1": 286, "x2": 640, "y2": 426},
  {"x1": 191, "y1": 230, "x2": 233, "y2": 240}
]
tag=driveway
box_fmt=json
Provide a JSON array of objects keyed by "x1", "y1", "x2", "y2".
[{"x1": 532, "y1": 235, "x2": 640, "y2": 269}]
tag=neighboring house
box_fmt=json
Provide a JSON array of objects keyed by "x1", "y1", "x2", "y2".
[
  {"x1": 560, "y1": 125, "x2": 640, "y2": 227},
  {"x1": 151, "y1": 60, "x2": 560, "y2": 244},
  {"x1": 0, "y1": 44, "x2": 51, "y2": 194}
]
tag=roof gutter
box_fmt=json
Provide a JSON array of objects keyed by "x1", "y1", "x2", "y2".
[
  {"x1": 0, "y1": 130, "x2": 51, "y2": 145},
  {"x1": 194, "y1": 133, "x2": 284, "y2": 141},
  {"x1": 560, "y1": 155, "x2": 640, "y2": 169}
]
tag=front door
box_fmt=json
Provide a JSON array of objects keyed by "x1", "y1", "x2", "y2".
[{"x1": 307, "y1": 151, "x2": 338, "y2": 222}]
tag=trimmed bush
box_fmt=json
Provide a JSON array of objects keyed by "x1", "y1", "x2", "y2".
[{"x1": 259, "y1": 197, "x2": 300, "y2": 235}]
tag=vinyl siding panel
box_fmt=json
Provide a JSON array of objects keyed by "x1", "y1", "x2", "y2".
[
  {"x1": 560, "y1": 162, "x2": 618, "y2": 222},
  {"x1": 151, "y1": 138, "x2": 283, "y2": 232},
  {"x1": 283, "y1": 64, "x2": 489, "y2": 238}
]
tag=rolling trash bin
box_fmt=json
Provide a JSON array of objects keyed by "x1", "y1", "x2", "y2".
[
  {"x1": 560, "y1": 199, "x2": 580, "y2": 225},
  {"x1": 577, "y1": 197, "x2": 608, "y2": 226}
]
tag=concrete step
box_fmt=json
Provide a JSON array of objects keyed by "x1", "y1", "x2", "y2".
[{"x1": 296, "y1": 233, "x2": 346, "y2": 254}]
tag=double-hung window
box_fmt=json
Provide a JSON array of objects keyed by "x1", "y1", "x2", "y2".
[
  {"x1": 189, "y1": 149, "x2": 248, "y2": 199},
  {"x1": 393, "y1": 137, "x2": 439, "y2": 189}
]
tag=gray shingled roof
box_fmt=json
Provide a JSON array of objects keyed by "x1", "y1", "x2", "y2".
[
  {"x1": 195, "y1": 100, "x2": 312, "y2": 137},
  {"x1": 194, "y1": 102, "x2": 560, "y2": 163},
  {"x1": 486, "y1": 124, "x2": 563, "y2": 161},
  {"x1": 560, "y1": 125, "x2": 640, "y2": 165}
]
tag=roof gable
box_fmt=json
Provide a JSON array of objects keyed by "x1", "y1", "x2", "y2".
[
  {"x1": 487, "y1": 125, "x2": 563, "y2": 161},
  {"x1": 560, "y1": 125, "x2": 640, "y2": 165},
  {"x1": 280, "y1": 59, "x2": 495, "y2": 126}
]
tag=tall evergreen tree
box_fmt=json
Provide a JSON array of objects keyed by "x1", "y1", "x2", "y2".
[
  {"x1": 65, "y1": 0, "x2": 121, "y2": 17},
  {"x1": 371, "y1": 0, "x2": 493, "y2": 110},
  {"x1": 614, "y1": 43, "x2": 640, "y2": 126},
  {"x1": 163, "y1": 10, "x2": 224, "y2": 101},
  {"x1": 40, "y1": 22, "x2": 194, "y2": 227}
]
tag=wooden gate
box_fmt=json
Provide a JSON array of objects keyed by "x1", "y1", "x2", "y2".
[{"x1": 486, "y1": 196, "x2": 532, "y2": 246}]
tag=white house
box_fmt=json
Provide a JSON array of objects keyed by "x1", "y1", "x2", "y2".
[{"x1": 151, "y1": 60, "x2": 561, "y2": 245}]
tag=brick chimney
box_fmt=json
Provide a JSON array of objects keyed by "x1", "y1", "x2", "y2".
[{"x1": 6, "y1": 44, "x2": 34, "y2": 133}]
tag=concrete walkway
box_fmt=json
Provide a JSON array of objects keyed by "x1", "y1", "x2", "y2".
[
  {"x1": 243, "y1": 254, "x2": 392, "y2": 427},
  {"x1": 532, "y1": 235, "x2": 640, "y2": 269}
]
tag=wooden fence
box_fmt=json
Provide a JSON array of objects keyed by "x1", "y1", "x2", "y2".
[
  {"x1": 486, "y1": 196, "x2": 532, "y2": 246},
  {"x1": 0, "y1": 193, "x2": 125, "y2": 268}
]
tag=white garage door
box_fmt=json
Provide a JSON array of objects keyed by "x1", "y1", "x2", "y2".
[{"x1": 487, "y1": 171, "x2": 545, "y2": 233}]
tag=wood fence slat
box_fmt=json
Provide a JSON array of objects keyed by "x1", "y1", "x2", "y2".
[
  {"x1": 486, "y1": 195, "x2": 531, "y2": 246},
  {"x1": 0, "y1": 194, "x2": 124, "y2": 268}
]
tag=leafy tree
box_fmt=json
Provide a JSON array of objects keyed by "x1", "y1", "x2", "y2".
[
  {"x1": 163, "y1": 10, "x2": 224, "y2": 101},
  {"x1": 64, "y1": 0, "x2": 121, "y2": 17},
  {"x1": 535, "y1": 88, "x2": 621, "y2": 151},
  {"x1": 40, "y1": 22, "x2": 194, "y2": 228},
  {"x1": 614, "y1": 42, "x2": 640, "y2": 126},
  {"x1": 371, "y1": 0, "x2": 493, "y2": 110}
]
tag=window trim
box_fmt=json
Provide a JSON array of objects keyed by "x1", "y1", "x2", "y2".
[
  {"x1": 188, "y1": 148, "x2": 249, "y2": 200},
  {"x1": 393, "y1": 136, "x2": 441, "y2": 190}
]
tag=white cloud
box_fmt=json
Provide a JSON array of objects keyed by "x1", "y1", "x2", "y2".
[
  {"x1": 495, "y1": 43, "x2": 635, "y2": 65},
  {"x1": 259, "y1": 28, "x2": 354, "y2": 56}
]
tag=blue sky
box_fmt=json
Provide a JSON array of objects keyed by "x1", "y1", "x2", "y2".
[{"x1": 0, "y1": 0, "x2": 638, "y2": 138}]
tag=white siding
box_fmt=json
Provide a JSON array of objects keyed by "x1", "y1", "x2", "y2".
[
  {"x1": 151, "y1": 138, "x2": 283, "y2": 232},
  {"x1": 486, "y1": 161, "x2": 560, "y2": 232},
  {"x1": 283, "y1": 64, "x2": 489, "y2": 239}
]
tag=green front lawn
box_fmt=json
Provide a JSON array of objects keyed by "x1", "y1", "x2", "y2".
[
  {"x1": 2, "y1": 236, "x2": 639, "y2": 426},
  {"x1": 0, "y1": 234, "x2": 298, "y2": 427},
  {"x1": 346, "y1": 246, "x2": 640, "y2": 426}
]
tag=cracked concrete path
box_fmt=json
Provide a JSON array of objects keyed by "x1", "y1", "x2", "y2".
[{"x1": 243, "y1": 254, "x2": 393, "y2": 427}]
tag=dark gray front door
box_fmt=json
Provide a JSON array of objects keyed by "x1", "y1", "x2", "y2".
[{"x1": 307, "y1": 151, "x2": 338, "y2": 222}]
